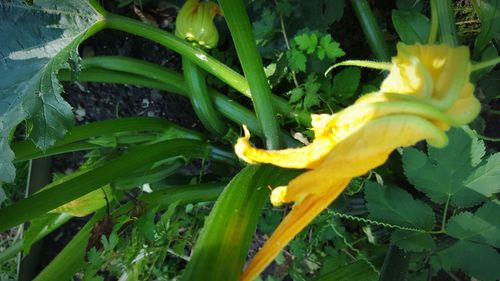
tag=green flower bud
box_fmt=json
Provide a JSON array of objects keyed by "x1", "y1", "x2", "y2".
[{"x1": 175, "y1": 0, "x2": 222, "y2": 49}]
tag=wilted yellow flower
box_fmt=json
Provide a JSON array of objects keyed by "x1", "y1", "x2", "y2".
[
  {"x1": 379, "y1": 43, "x2": 480, "y2": 125},
  {"x1": 236, "y1": 43, "x2": 480, "y2": 281},
  {"x1": 175, "y1": 0, "x2": 222, "y2": 49}
]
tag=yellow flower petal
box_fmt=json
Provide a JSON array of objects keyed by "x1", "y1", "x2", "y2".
[
  {"x1": 235, "y1": 125, "x2": 335, "y2": 169},
  {"x1": 236, "y1": 43, "x2": 480, "y2": 280},
  {"x1": 381, "y1": 43, "x2": 472, "y2": 110},
  {"x1": 241, "y1": 178, "x2": 351, "y2": 281},
  {"x1": 445, "y1": 83, "x2": 481, "y2": 125}
]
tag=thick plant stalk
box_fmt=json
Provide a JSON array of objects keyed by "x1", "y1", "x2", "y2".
[
  {"x1": 12, "y1": 117, "x2": 203, "y2": 162},
  {"x1": 217, "y1": 0, "x2": 281, "y2": 149},
  {"x1": 57, "y1": 64, "x2": 299, "y2": 147},
  {"x1": 103, "y1": 13, "x2": 311, "y2": 127},
  {"x1": 182, "y1": 57, "x2": 228, "y2": 136},
  {"x1": 183, "y1": 165, "x2": 299, "y2": 280},
  {"x1": 351, "y1": 0, "x2": 391, "y2": 61},
  {"x1": 432, "y1": 0, "x2": 458, "y2": 46}
]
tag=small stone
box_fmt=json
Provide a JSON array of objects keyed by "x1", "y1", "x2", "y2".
[{"x1": 74, "y1": 106, "x2": 86, "y2": 121}]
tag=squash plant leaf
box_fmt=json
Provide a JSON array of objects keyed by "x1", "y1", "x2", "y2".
[
  {"x1": 441, "y1": 240, "x2": 500, "y2": 281},
  {"x1": 390, "y1": 230, "x2": 436, "y2": 253},
  {"x1": 0, "y1": 0, "x2": 104, "y2": 184},
  {"x1": 402, "y1": 128, "x2": 489, "y2": 208},
  {"x1": 445, "y1": 201, "x2": 500, "y2": 248},
  {"x1": 364, "y1": 181, "x2": 435, "y2": 230}
]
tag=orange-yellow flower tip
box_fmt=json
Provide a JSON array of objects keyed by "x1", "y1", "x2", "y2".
[
  {"x1": 270, "y1": 186, "x2": 287, "y2": 206},
  {"x1": 234, "y1": 125, "x2": 258, "y2": 165}
]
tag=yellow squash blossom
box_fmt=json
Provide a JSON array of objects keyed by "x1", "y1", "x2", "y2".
[{"x1": 235, "y1": 43, "x2": 480, "y2": 281}]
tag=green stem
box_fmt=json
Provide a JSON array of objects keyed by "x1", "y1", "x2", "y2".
[
  {"x1": 440, "y1": 196, "x2": 451, "y2": 231},
  {"x1": 326, "y1": 60, "x2": 392, "y2": 75},
  {"x1": 14, "y1": 142, "x2": 101, "y2": 163},
  {"x1": 428, "y1": 0, "x2": 439, "y2": 44},
  {"x1": 351, "y1": 0, "x2": 391, "y2": 61},
  {"x1": 65, "y1": 57, "x2": 302, "y2": 146},
  {"x1": 471, "y1": 56, "x2": 500, "y2": 72},
  {"x1": 462, "y1": 125, "x2": 500, "y2": 142},
  {"x1": 433, "y1": 0, "x2": 459, "y2": 46},
  {"x1": 0, "y1": 140, "x2": 212, "y2": 232},
  {"x1": 140, "y1": 183, "x2": 225, "y2": 208},
  {"x1": 12, "y1": 117, "x2": 203, "y2": 162},
  {"x1": 102, "y1": 14, "x2": 309, "y2": 127},
  {"x1": 80, "y1": 56, "x2": 311, "y2": 127},
  {"x1": 218, "y1": 0, "x2": 281, "y2": 149},
  {"x1": 182, "y1": 57, "x2": 228, "y2": 135},
  {"x1": 104, "y1": 13, "x2": 250, "y2": 95},
  {"x1": 183, "y1": 166, "x2": 299, "y2": 280}
]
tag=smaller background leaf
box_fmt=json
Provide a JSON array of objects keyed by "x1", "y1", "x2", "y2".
[
  {"x1": 390, "y1": 230, "x2": 436, "y2": 252},
  {"x1": 403, "y1": 129, "x2": 485, "y2": 207},
  {"x1": 331, "y1": 67, "x2": 361, "y2": 99},
  {"x1": 364, "y1": 182, "x2": 435, "y2": 230},
  {"x1": 391, "y1": 10, "x2": 430, "y2": 44},
  {"x1": 470, "y1": 137, "x2": 486, "y2": 167},
  {"x1": 445, "y1": 201, "x2": 500, "y2": 248},
  {"x1": 464, "y1": 153, "x2": 500, "y2": 197},
  {"x1": 444, "y1": 240, "x2": 500, "y2": 281},
  {"x1": 473, "y1": 0, "x2": 500, "y2": 55},
  {"x1": 287, "y1": 49, "x2": 307, "y2": 72}
]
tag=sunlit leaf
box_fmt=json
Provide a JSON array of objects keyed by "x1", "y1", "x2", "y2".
[{"x1": 0, "y1": 0, "x2": 104, "y2": 183}]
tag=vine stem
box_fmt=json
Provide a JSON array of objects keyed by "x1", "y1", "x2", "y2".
[
  {"x1": 351, "y1": 0, "x2": 391, "y2": 61},
  {"x1": 326, "y1": 60, "x2": 392, "y2": 76},
  {"x1": 428, "y1": 0, "x2": 438, "y2": 44},
  {"x1": 440, "y1": 196, "x2": 451, "y2": 231},
  {"x1": 218, "y1": 0, "x2": 281, "y2": 149},
  {"x1": 471, "y1": 56, "x2": 500, "y2": 72},
  {"x1": 273, "y1": 0, "x2": 299, "y2": 88},
  {"x1": 433, "y1": 0, "x2": 459, "y2": 46},
  {"x1": 103, "y1": 13, "x2": 311, "y2": 127}
]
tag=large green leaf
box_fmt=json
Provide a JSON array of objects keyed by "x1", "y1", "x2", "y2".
[
  {"x1": 364, "y1": 182, "x2": 435, "y2": 230},
  {"x1": 402, "y1": 129, "x2": 485, "y2": 207},
  {"x1": 0, "y1": 0, "x2": 104, "y2": 183}
]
